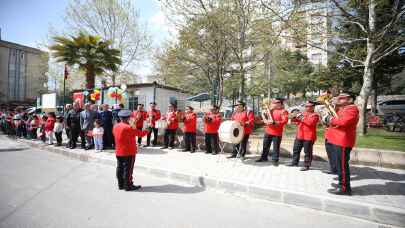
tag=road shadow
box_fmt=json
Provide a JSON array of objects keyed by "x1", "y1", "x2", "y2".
[
  {"x1": 138, "y1": 184, "x2": 204, "y2": 194},
  {"x1": 0, "y1": 147, "x2": 29, "y2": 152},
  {"x1": 351, "y1": 182, "x2": 405, "y2": 196},
  {"x1": 137, "y1": 148, "x2": 168, "y2": 155},
  {"x1": 350, "y1": 166, "x2": 405, "y2": 182}
]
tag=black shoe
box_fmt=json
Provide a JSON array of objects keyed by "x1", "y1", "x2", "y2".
[
  {"x1": 169, "y1": 147, "x2": 174, "y2": 150},
  {"x1": 118, "y1": 186, "x2": 124, "y2": 190},
  {"x1": 190, "y1": 150, "x2": 196, "y2": 153},
  {"x1": 227, "y1": 155, "x2": 237, "y2": 159},
  {"x1": 160, "y1": 146, "x2": 168, "y2": 149},
  {"x1": 327, "y1": 188, "x2": 351, "y2": 196},
  {"x1": 331, "y1": 183, "x2": 342, "y2": 188},
  {"x1": 143, "y1": 145, "x2": 149, "y2": 148},
  {"x1": 212, "y1": 152, "x2": 218, "y2": 155},
  {"x1": 272, "y1": 161, "x2": 279, "y2": 166},
  {"x1": 70, "y1": 146, "x2": 76, "y2": 149},
  {"x1": 287, "y1": 163, "x2": 298, "y2": 167},
  {"x1": 182, "y1": 149, "x2": 190, "y2": 152},
  {"x1": 85, "y1": 147, "x2": 91, "y2": 150},
  {"x1": 256, "y1": 158, "x2": 268, "y2": 162},
  {"x1": 300, "y1": 167, "x2": 310, "y2": 171},
  {"x1": 205, "y1": 151, "x2": 212, "y2": 154},
  {"x1": 125, "y1": 185, "x2": 142, "y2": 191}
]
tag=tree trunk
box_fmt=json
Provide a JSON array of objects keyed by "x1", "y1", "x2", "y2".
[
  {"x1": 85, "y1": 65, "x2": 95, "y2": 90},
  {"x1": 357, "y1": 0, "x2": 376, "y2": 136},
  {"x1": 239, "y1": 69, "x2": 245, "y2": 101}
]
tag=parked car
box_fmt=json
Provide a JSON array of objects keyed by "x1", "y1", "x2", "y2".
[{"x1": 377, "y1": 99, "x2": 405, "y2": 115}]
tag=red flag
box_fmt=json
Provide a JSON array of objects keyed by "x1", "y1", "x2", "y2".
[{"x1": 64, "y1": 64, "x2": 69, "y2": 80}]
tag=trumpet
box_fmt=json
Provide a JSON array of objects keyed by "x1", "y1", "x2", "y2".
[{"x1": 261, "y1": 98, "x2": 274, "y2": 125}]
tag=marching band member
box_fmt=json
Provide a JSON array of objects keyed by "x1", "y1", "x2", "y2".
[
  {"x1": 161, "y1": 103, "x2": 179, "y2": 149},
  {"x1": 145, "y1": 102, "x2": 161, "y2": 147},
  {"x1": 130, "y1": 104, "x2": 148, "y2": 146},
  {"x1": 204, "y1": 105, "x2": 222, "y2": 155},
  {"x1": 227, "y1": 101, "x2": 254, "y2": 160},
  {"x1": 256, "y1": 98, "x2": 288, "y2": 165},
  {"x1": 288, "y1": 101, "x2": 319, "y2": 171},
  {"x1": 113, "y1": 109, "x2": 149, "y2": 191},
  {"x1": 182, "y1": 106, "x2": 197, "y2": 153},
  {"x1": 322, "y1": 93, "x2": 359, "y2": 196}
]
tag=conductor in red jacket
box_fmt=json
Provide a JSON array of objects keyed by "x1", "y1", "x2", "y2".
[
  {"x1": 113, "y1": 109, "x2": 149, "y2": 191},
  {"x1": 182, "y1": 106, "x2": 197, "y2": 153},
  {"x1": 288, "y1": 101, "x2": 319, "y2": 171},
  {"x1": 256, "y1": 98, "x2": 289, "y2": 165},
  {"x1": 204, "y1": 105, "x2": 222, "y2": 155},
  {"x1": 322, "y1": 93, "x2": 359, "y2": 196},
  {"x1": 228, "y1": 101, "x2": 254, "y2": 159}
]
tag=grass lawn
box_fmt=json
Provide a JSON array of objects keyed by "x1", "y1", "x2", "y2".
[{"x1": 253, "y1": 125, "x2": 405, "y2": 152}]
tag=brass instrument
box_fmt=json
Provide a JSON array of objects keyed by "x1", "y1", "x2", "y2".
[
  {"x1": 317, "y1": 93, "x2": 338, "y2": 118},
  {"x1": 261, "y1": 98, "x2": 274, "y2": 125}
]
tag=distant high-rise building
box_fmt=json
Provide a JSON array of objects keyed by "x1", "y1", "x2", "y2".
[
  {"x1": 0, "y1": 40, "x2": 48, "y2": 104},
  {"x1": 279, "y1": 0, "x2": 331, "y2": 66}
]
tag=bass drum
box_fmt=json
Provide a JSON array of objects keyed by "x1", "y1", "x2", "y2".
[{"x1": 218, "y1": 120, "x2": 244, "y2": 144}]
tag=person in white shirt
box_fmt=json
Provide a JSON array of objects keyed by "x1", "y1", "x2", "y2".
[
  {"x1": 92, "y1": 119, "x2": 104, "y2": 152},
  {"x1": 54, "y1": 116, "x2": 64, "y2": 146}
]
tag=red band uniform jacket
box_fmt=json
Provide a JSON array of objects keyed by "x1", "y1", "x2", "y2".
[
  {"x1": 232, "y1": 111, "x2": 255, "y2": 135},
  {"x1": 183, "y1": 112, "x2": 197, "y2": 133},
  {"x1": 327, "y1": 105, "x2": 359, "y2": 148},
  {"x1": 264, "y1": 109, "x2": 289, "y2": 136},
  {"x1": 292, "y1": 112, "x2": 319, "y2": 141},
  {"x1": 204, "y1": 112, "x2": 222, "y2": 134},
  {"x1": 113, "y1": 122, "x2": 149, "y2": 156}
]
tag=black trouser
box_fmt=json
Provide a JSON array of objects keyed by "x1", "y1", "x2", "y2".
[
  {"x1": 184, "y1": 132, "x2": 196, "y2": 151},
  {"x1": 259, "y1": 133, "x2": 282, "y2": 162},
  {"x1": 137, "y1": 127, "x2": 143, "y2": 145},
  {"x1": 325, "y1": 140, "x2": 337, "y2": 173},
  {"x1": 103, "y1": 127, "x2": 113, "y2": 148},
  {"x1": 205, "y1": 133, "x2": 220, "y2": 154},
  {"x1": 55, "y1": 132, "x2": 63, "y2": 145},
  {"x1": 164, "y1": 129, "x2": 176, "y2": 147},
  {"x1": 331, "y1": 143, "x2": 352, "y2": 192},
  {"x1": 146, "y1": 127, "x2": 158, "y2": 146},
  {"x1": 31, "y1": 128, "x2": 38, "y2": 139},
  {"x1": 116, "y1": 155, "x2": 136, "y2": 189},
  {"x1": 65, "y1": 128, "x2": 71, "y2": 147},
  {"x1": 69, "y1": 128, "x2": 82, "y2": 148},
  {"x1": 232, "y1": 135, "x2": 250, "y2": 157},
  {"x1": 292, "y1": 139, "x2": 314, "y2": 167},
  {"x1": 83, "y1": 130, "x2": 93, "y2": 148}
]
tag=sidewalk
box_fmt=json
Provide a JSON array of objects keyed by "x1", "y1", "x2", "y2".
[{"x1": 12, "y1": 136, "x2": 405, "y2": 227}]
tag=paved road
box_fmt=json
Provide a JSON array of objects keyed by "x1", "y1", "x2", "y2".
[{"x1": 0, "y1": 136, "x2": 391, "y2": 228}]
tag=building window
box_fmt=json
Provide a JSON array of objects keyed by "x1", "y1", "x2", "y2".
[
  {"x1": 128, "y1": 96, "x2": 139, "y2": 111},
  {"x1": 8, "y1": 49, "x2": 26, "y2": 101},
  {"x1": 311, "y1": 53, "x2": 322, "y2": 65}
]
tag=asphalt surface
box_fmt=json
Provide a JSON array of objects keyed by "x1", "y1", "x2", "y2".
[{"x1": 0, "y1": 135, "x2": 393, "y2": 228}]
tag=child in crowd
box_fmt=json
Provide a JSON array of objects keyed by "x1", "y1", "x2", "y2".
[
  {"x1": 40, "y1": 115, "x2": 47, "y2": 142},
  {"x1": 54, "y1": 116, "x2": 64, "y2": 146},
  {"x1": 45, "y1": 112, "x2": 56, "y2": 145},
  {"x1": 92, "y1": 119, "x2": 104, "y2": 152}
]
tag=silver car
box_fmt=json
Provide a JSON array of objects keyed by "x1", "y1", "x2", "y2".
[{"x1": 377, "y1": 99, "x2": 405, "y2": 115}]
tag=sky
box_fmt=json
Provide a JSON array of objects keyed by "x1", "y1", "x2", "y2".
[{"x1": 0, "y1": 0, "x2": 174, "y2": 79}]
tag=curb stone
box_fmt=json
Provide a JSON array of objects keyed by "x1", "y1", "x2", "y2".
[{"x1": 19, "y1": 139, "x2": 405, "y2": 227}]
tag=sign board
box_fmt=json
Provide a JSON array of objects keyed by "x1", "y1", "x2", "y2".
[{"x1": 41, "y1": 93, "x2": 57, "y2": 109}]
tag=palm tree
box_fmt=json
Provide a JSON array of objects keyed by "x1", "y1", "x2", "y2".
[{"x1": 50, "y1": 32, "x2": 121, "y2": 89}]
